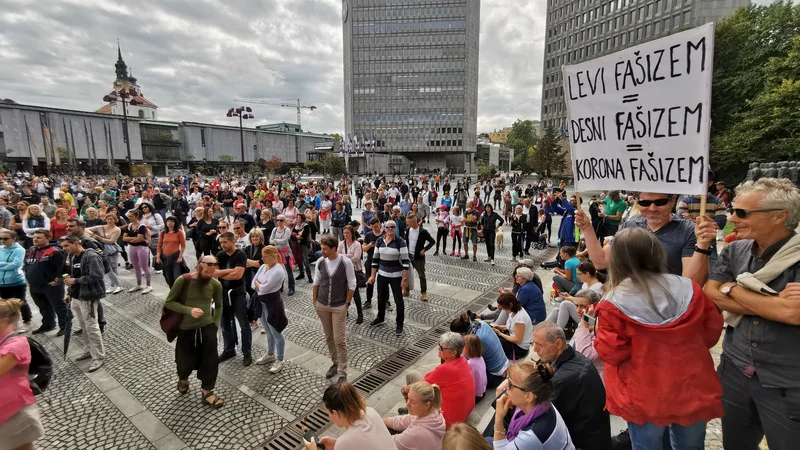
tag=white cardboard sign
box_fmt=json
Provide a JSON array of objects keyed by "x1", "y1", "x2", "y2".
[{"x1": 562, "y1": 23, "x2": 714, "y2": 195}]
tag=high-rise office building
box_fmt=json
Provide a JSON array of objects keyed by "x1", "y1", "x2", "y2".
[
  {"x1": 341, "y1": 0, "x2": 480, "y2": 173},
  {"x1": 540, "y1": 0, "x2": 749, "y2": 131}
]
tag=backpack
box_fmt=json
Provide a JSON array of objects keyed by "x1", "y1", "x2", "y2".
[
  {"x1": 0, "y1": 332, "x2": 53, "y2": 396},
  {"x1": 81, "y1": 238, "x2": 112, "y2": 274}
]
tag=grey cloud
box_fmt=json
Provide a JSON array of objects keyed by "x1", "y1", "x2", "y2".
[{"x1": 1, "y1": 0, "x2": 545, "y2": 136}]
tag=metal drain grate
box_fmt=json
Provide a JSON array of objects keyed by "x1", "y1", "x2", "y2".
[{"x1": 262, "y1": 248, "x2": 557, "y2": 449}]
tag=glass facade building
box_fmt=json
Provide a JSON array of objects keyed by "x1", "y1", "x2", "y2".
[
  {"x1": 342, "y1": 0, "x2": 480, "y2": 172},
  {"x1": 540, "y1": 0, "x2": 749, "y2": 132}
]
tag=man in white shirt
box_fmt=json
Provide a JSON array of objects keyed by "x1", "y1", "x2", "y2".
[
  {"x1": 313, "y1": 235, "x2": 356, "y2": 383},
  {"x1": 232, "y1": 221, "x2": 249, "y2": 250}
]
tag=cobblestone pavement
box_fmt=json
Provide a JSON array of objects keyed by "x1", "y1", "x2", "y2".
[{"x1": 28, "y1": 202, "x2": 555, "y2": 450}]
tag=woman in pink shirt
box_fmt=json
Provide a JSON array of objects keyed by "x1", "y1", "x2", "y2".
[{"x1": 0, "y1": 298, "x2": 45, "y2": 450}]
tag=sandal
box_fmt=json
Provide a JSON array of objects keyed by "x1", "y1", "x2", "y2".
[
  {"x1": 177, "y1": 379, "x2": 189, "y2": 395},
  {"x1": 202, "y1": 390, "x2": 224, "y2": 409}
]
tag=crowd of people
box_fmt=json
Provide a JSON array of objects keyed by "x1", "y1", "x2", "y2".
[{"x1": 0, "y1": 169, "x2": 797, "y2": 450}]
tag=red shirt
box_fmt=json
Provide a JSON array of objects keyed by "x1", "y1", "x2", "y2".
[
  {"x1": 595, "y1": 282, "x2": 724, "y2": 426},
  {"x1": 424, "y1": 356, "x2": 475, "y2": 428},
  {"x1": 51, "y1": 220, "x2": 68, "y2": 241}
]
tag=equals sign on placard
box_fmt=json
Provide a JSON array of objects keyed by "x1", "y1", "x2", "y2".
[
  {"x1": 622, "y1": 94, "x2": 639, "y2": 104},
  {"x1": 626, "y1": 144, "x2": 643, "y2": 152}
]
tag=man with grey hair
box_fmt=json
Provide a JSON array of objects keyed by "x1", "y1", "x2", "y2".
[
  {"x1": 546, "y1": 288, "x2": 601, "y2": 333},
  {"x1": 532, "y1": 321, "x2": 610, "y2": 450},
  {"x1": 403, "y1": 332, "x2": 475, "y2": 428},
  {"x1": 704, "y1": 177, "x2": 800, "y2": 449}
]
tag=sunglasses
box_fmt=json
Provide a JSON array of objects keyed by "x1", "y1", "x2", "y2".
[
  {"x1": 277, "y1": 219, "x2": 284, "y2": 222},
  {"x1": 637, "y1": 198, "x2": 671, "y2": 207},
  {"x1": 0, "y1": 237, "x2": 13, "y2": 242},
  {"x1": 233, "y1": 227, "x2": 242, "y2": 230},
  {"x1": 385, "y1": 225, "x2": 396, "y2": 229},
  {"x1": 219, "y1": 226, "x2": 228, "y2": 229},
  {"x1": 733, "y1": 208, "x2": 783, "y2": 219}
]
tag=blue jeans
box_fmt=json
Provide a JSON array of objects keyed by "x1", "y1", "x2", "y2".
[
  {"x1": 260, "y1": 303, "x2": 285, "y2": 360},
  {"x1": 627, "y1": 420, "x2": 706, "y2": 450},
  {"x1": 221, "y1": 291, "x2": 252, "y2": 355}
]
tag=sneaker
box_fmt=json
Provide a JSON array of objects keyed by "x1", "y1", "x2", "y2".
[
  {"x1": 433, "y1": 251, "x2": 439, "y2": 256},
  {"x1": 256, "y1": 353, "x2": 276, "y2": 365},
  {"x1": 74, "y1": 328, "x2": 83, "y2": 335},
  {"x1": 487, "y1": 303, "x2": 497, "y2": 311},
  {"x1": 524, "y1": 250, "x2": 531, "y2": 256},
  {"x1": 461, "y1": 255, "x2": 469, "y2": 260},
  {"x1": 76, "y1": 352, "x2": 92, "y2": 361},
  {"x1": 450, "y1": 251, "x2": 454, "y2": 256},
  {"x1": 484, "y1": 258, "x2": 492, "y2": 262},
  {"x1": 105, "y1": 287, "x2": 113, "y2": 294},
  {"x1": 421, "y1": 292, "x2": 429, "y2": 302},
  {"x1": 356, "y1": 315, "x2": 363, "y2": 324},
  {"x1": 243, "y1": 354, "x2": 253, "y2": 367},
  {"x1": 336, "y1": 375, "x2": 347, "y2": 384},
  {"x1": 269, "y1": 360, "x2": 285, "y2": 374},
  {"x1": 325, "y1": 364, "x2": 338, "y2": 378},
  {"x1": 112, "y1": 286, "x2": 124, "y2": 294},
  {"x1": 491, "y1": 259, "x2": 495, "y2": 266},
  {"x1": 295, "y1": 274, "x2": 305, "y2": 280},
  {"x1": 129, "y1": 285, "x2": 143, "y2": 293},
  {"x1": 17, "y1": 323, "x2": 29, "y2": 333},
  {"x1": 56, "y1": 328, "x2": 66, "y2": 337},
  {"x1": 369, "y1": 318, "x2": 384, "y2": 326},
  {"x1": 395, "y1": 325, "x2": 404, "y2": 335},
  {"x1": 457, "y1": 252, "x2": 461, "y2": 257},
  {"x1": 88, "y1": 360, "x2": 105, "y2": 373},
  {"x1": 219, "y1": 349, "x2": 236, "y2": 362},
  {"x1": 472, "y1": 256, "x2": 477, "y2": 262},
  {"x1": 362, "y1": 301, "x2": 372, "y2": 309},
  {"x1": 154, "y1": 270, "x2": 163, "y2": 275},
  {"x1": 141, "y1": 286, "x2": 153, "y2": 294}
]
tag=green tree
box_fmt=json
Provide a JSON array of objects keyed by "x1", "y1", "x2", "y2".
[
  {"x1": 320, "y1": 153, "x2": 347, "y2": 176},
  {"x1": 218, "y1": 154, "x2": 234, "y2": 162},
  {"x1": 507, "y1": 120, "x2": 538, "y2": 174},
  {"x1": 477, "y1": 161, "x2": 499, "y2": 179},
  {"x1": 184, "y1": 153, "x2": 195, "y2": 160},
  {"x1": 265, "y1": 156, "x2": 282, "y2": 174},
  {"x1": 331, "y1": 133, "x2": 342, "y2": 142},
  {"x1": 305, "y1": 160, "x2": 323, "y2": 173},
  {"x1": 532, "y1": 126, "x2": 566, "y2": 177},
  {"x1": 711, "y1": 2, "x2": 800, "y2": 175}
]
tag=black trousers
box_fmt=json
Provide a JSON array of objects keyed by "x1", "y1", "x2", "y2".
[
  {"x1": 719, "y1": 357, "x2": 800, "y2": 450},
  {"x1": 500, "y1": 336, "x2": 529, "y2": 360},
  {"x1": 376, "y1": 275, "x2": 404, "y2": 326},
  {"x1": 30, "y1": 285, "x2": 67, "y2": 330},
  {"x1": 175, "y1": 323, "x2": 219, "y2": 391},
  {"x1": 484, "y1": 230, "x2": 496, "y2": 259},
  {"x1": 511, "y1": 231, "x2": 524, "y2": 258},
  {"x1": 524, "y1": 227, "x2": 538, "y2": 252},
  {"x1": 411, "y1": 258, "x2": 427, "y2": 293},
  {"x1": 0, "y1": 284, "x2": 31, "y2": 322},
  {"x1": 435, "y1": 228, "x2": 448, "y2": 253}
]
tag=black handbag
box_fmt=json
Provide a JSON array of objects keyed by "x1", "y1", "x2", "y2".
[
  {"x1": 355, "y1": 268, "x2": 368, "y2": 288},
  {"x1": 160, "y1": 273, "x2": 192, "y2": 342}
]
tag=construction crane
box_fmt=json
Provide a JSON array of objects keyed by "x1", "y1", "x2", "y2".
[{"x1": 233, "y1": 98, "x2": 317, "y2": 129}]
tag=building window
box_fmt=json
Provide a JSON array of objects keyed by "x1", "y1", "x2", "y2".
[
  {"x1": 200, "y1": 127, "x2": 206, "y2": 147},
  {"x1": 138, "y1": 110, "x2": 145, "y2": 118}
]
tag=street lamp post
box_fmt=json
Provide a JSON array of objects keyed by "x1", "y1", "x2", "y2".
[
  {"x1": 104, "y1": 84, "x2": 142, "y2": 175},
  {"x1": 227, "y1": 106, "x2": 254, "y2": 172}
]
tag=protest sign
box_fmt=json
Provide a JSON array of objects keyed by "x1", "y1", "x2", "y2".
[{"x1": 562, "y1": 23, "x2": 714, "y2": 195}]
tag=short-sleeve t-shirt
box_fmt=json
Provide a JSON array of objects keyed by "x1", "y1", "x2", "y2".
[
  {"x1": 564, "y1": 257, "x2": 581, "y2": 282},
  {"x1": 364, "y1": 230, "x2": 384, "y2": 261},
  {"x1": 126, "y1": 224, "x2": 149, "y2": 246},
  {"x1": 216, "y1": 249, "x2": 247, "y2": 294},
  {"x1": 619, "y1": 215, "x2": 696, "y2": 276},
  {"x1": 0, "y1": 334, "x2": 36, "y2": 423},
  {"x1": 603, "y1": 198, "x2": 628, "y2": 226},
  {"x1": 507, "y1": 309, "x2": 534, "y2": 350}
]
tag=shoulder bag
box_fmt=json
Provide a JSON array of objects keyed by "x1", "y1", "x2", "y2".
[{"x1": 160, "y1": 273, "x2": 193, "y2": 342}]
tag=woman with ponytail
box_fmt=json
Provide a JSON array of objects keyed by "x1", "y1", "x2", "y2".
[
  {"x1": 383, "y1": 381, "x2": 446, "y2": 450},
  {"x1": 486, "y1": 361, "x2": 574, "y2": 450},
  {"x1": 303, "y1": 382, "x2": 396, "y2": 450},
  {"x1": 0, "y1": 298, "x2": 45, "y2": 450}
]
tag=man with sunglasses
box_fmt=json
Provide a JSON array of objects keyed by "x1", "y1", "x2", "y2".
[
  {"x1": 704, "y1": 178, "x2": 800, "y2": 450},
  {"x1": 233, "y1": 204, "x2": 256, "y2": 233},
  {"x1": 576, "y1": 192, "x2": 717, "y2": 286},
  {"x1": 368, "y1": 219, "x2": 410, "y2": 335}
]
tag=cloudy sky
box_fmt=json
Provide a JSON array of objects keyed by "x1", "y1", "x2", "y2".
[{"x1": 0, "y1": 0, "x2": 546, "y2": 134}]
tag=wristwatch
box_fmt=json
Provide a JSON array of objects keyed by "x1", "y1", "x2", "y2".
[
  {"x1": 721, "y1": 285, "x2": 735, "y2": 296},
  {"x1": 694, "y1": 245, "x2": 712, "y2": 255}
]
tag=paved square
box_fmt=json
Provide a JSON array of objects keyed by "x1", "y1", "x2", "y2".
[{"x1": 31, "y1": 214, "x2": 553, "y2": 450}]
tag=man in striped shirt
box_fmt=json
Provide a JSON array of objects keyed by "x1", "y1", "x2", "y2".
[{"x1": 368, "y1": 219, "x2": 411, "y2": 335}]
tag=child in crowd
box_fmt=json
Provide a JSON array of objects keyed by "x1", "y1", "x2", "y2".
[
  {"x1": 463, "y1": 334, "x2": 487, "y2": 403},
  {"x1": 449, "y1": 206, "x2": 463, "y2": 257}
]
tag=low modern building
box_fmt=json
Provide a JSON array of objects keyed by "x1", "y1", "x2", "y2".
[
  {"x1": 476, "y1": 138, "x2": 514, "y2": 172},
  {"x1": 0, "y1": 102, "x2": 335, "y2": 176}
]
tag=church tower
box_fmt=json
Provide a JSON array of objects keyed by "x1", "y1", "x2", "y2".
[{"x1": 97, "y1": 43, "x2": 158, "y2": 120}]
